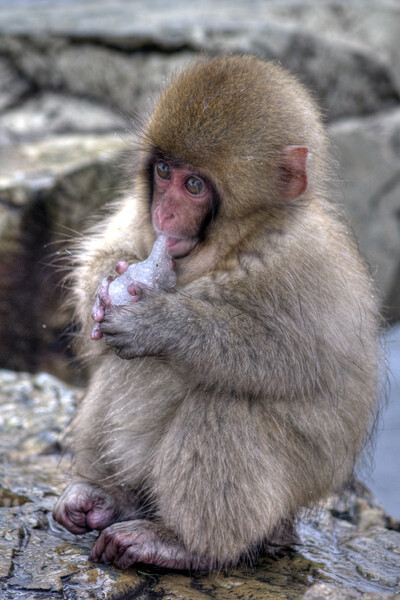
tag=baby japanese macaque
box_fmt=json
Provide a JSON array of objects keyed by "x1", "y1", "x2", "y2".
[{"x1": 54, "y1": 55, "x2": 381, "y2": 572}]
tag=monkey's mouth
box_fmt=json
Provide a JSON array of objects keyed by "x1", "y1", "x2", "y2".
[{"x1": 165, "y1": 236, "x2": 198, "y2": 258}]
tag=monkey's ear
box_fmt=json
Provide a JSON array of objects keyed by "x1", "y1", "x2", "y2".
[{"x1": 278, "y1": 145, "x2": 308, "y2": 201}]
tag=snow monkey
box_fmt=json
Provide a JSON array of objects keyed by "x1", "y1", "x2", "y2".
[{"x1": 53, "y1": 55, "x2": 380, "y2": 571}]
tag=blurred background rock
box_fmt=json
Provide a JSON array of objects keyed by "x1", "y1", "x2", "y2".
[{"x1": 0, "y1": 0, "x2": 399, "y2": 514}]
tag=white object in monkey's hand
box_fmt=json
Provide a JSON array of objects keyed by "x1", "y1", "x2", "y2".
[{"x1": 108, "y1": 234, "x2": 177, "y2": 305}]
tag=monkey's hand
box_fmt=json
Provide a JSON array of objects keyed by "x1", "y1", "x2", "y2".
[
  {"x1": 53, "y1": 482, "x2": 120, "y2": 534},
  {"x1": 91, "y1": 259, "x2": 134, "y2": 340},
  {"x1": 99, "y1": 288, "x2": 169, "y2": 359},
  {"x1": 91, "y1": 276, "x2": 114, "y2": 340},
  {"x1": 89, "y1": 519, "x2": 207, "y2": 570}
]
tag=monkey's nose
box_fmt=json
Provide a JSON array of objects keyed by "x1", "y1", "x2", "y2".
[{"x1": 159, "y1": 212, "x2": 175, "y2": 229}]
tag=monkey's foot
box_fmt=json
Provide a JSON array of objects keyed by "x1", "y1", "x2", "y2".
[
  {"x1": 89, "y1": 519, "x2": 208, "y2": 570},
  {"x1": 53, "y1": 482, "x2": 120, "y2": 534}
]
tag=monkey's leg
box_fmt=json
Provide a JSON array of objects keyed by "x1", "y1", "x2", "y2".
[
  {"x1": 89, "y1": 392, "x2": 298, "y2": 570},
  {"x1": 53, "y1": 363, "x2": 145, "y2": 535},
  {"x1": 150, "y1": 392, "x2": 301, "y2": 569}
]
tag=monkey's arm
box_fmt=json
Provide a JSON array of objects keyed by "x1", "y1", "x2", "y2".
[
  {"x1": 72, "y1": 199, "x2": 155, "y2": 341},
  {"x1": 99, "y1": 283, "x2": 318, "y2": 397}
]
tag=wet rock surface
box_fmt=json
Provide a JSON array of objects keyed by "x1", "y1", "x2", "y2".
[
  {"x1": 0, "y1": 370, "x2": 399, "y2": 600},
  {"x1": 0, "y1": 0, "x2": 399, "y2": 378}
]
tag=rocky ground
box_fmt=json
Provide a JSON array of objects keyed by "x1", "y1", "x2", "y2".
[
  {"x1": 0, "y1": 369, "x2": 399, "y2": 600},
  {"x1": 0, "y1": 0, "x2": 400, "y2": 598}
]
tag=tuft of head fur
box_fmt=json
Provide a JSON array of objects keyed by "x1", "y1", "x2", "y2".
[{"x1": 141, "y1": 56, "x2": 328, "y2": 214}]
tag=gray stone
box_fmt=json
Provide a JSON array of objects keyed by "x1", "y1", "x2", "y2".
[
  {"x1": 299, "y1": 513, "x2": 400, "y2": 592},
  {"x1": 329, "y1": 108, "x2": 400, "y2": 319},
  {"x1": 36, "y1": 46, "x2": 192, "y2": 115},
  {"x1": 0, "y1": 56, "x2": 31, "y2": 111},
  {"x1": 0, "y1": 132, "x2": 127, "y2": 211},
  {"x1": 0, "y1": 2, "x2": 399, "y2": 120},
  {"x1": 196, "y1": 26, "x2": 400, "y2": 120},
  {"x1": 268, "y1": 1, "x2": 400, "y2": 91},
  {"x1": 0, "y1": 36, "x2": 195, "y2": 115},
  {"x1": 301, "y1": 582, "x2": 399, "y2": 599},
  {"x1": 0, "y1": 92, "x2": 127, "y2": 144},
  {"x1": 0, "y1": 134, "x2": 126, "y2": 379}
]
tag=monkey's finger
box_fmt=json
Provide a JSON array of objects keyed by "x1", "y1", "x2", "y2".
[
  {"x1": 126, "y1": 283, "x2": 142, "y2": 299},
  {"x1": 91, "y1": 323, "x2": 103, "y2": 340},
  {"x1": 115, "y1": 261, "x2": 129, "y2": 275},
  {"x1": 92, "y1": 276, "x2": 114, "y2": 323},
  {"x1": 116, "y1": 546, "x2": 139, "y2": 569},
  {"x1": 89, "y1": 533, "x2": 106, "y2": 562},
  {"x1": 98, "y1": 276, "x2": 113, "y2": 305},
  {"x1": 89, "y1": 528, "x2": 127, "y2": 563},
  {"x1": 102, "y1": 537, "x2": 130, "y2": 564},
  {"x1": 91, "y1": 297, "x2": 104, "y2": 322}
]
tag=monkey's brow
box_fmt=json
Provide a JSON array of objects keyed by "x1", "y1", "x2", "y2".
[
  {"x1": 150, "y1": 150, "x2": 210, "y2": 182},
  {"x1": 150, "y1": 150, "x2": 185, "y2": 169}
]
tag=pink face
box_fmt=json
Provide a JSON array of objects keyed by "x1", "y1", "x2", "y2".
[{"x1": 151, "y1": 159, "x2": 213, "y2": 258}]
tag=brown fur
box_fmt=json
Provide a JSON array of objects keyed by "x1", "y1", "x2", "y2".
[{"x1": 54, "y1": 55, "x2": 381, "y2": 570}]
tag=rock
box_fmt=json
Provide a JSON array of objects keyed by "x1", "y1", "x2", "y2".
[
  {"x1": 0, "y1": 134, "x2": 126, "y2": 380},
  {"x1": 299, "y1": 510, "x2": 400, "y2": 592},
  {"x1": 42, "y1": 47, "x2": 192, "y2": 116},
  {"x1": 0, "y1": 1, "x2": 398, "y2": 391},
  {"x1": 196, "y1": 26, "x2": 400, "y2": 120},
  {"x1": 0, "y1": 36, "x2": 194, "y2": 116},
  {"x1": 0, "y1": 92, "x2": 127, "y2": 144},
  {"x1": 267, "y1": 1, "x2": 400, "y2": 91},
  {"x1": 301, "y1": 582, "x2": 399, "y2": 599},
  {"x1": 273, "y1": 34, "x2": 399, "y2": 121},
  {"x1": 0, "y1": 17, "x2": 399, "y2": 120},
  {"x1": 329, "y1": 108, "x2": 400, "y2": 320},
  {"x1": 0, "y1": 369, "x2": 399, "y2": 599},
  {"x1": 0, "y1": 133, "x2": 127, "y2": 208},
  {"x1": 0, "y1": 56, "x2": 31, "y2": 111}
]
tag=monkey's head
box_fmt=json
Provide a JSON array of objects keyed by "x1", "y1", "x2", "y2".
[{"x1": 137, "y1": 55, "x2": 329, "y2": 261}]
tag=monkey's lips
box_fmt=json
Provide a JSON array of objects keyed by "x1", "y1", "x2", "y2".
[{"x1": 165, "y1": 236, "x2": 197, "y2": 258}]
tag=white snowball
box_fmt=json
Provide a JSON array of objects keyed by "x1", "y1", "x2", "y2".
[{"x1": 108, "y1": 235, "x2": 176, "y2": 306}]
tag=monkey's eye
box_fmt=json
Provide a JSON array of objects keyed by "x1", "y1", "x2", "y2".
[
  {"x1": 156, "y1": 160, "x2": 171, "y2": 180},
  {"x1": 185, "y1": 176, "x2": 204, "y2": 195}
]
